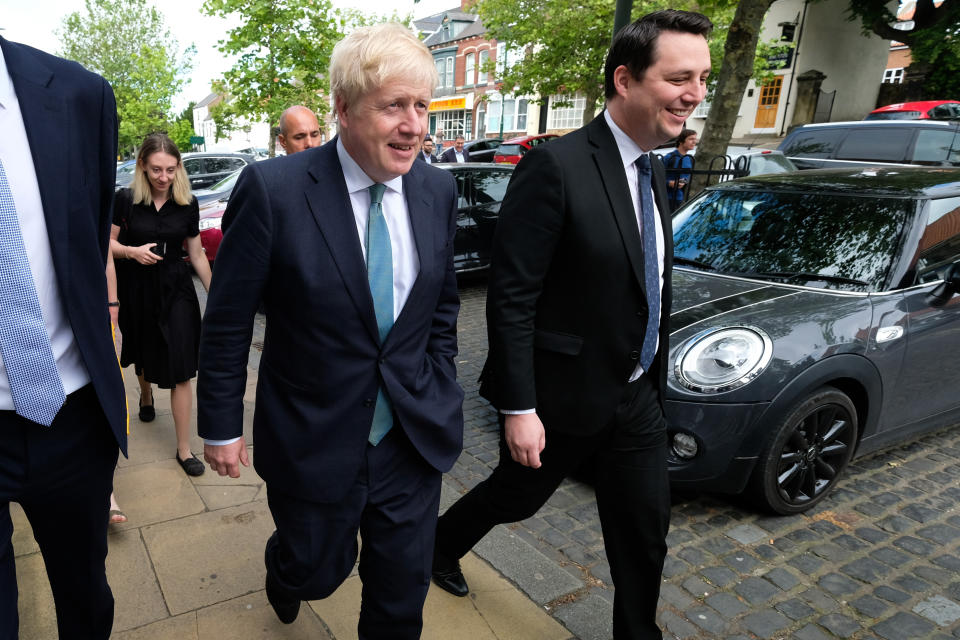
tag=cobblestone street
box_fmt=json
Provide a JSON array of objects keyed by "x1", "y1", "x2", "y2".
[{"x1": 452, "y1": 279, "x2": 960, "y2": 640}]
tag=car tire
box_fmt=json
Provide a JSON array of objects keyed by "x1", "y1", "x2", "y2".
[{"x1": 749, "y1": 387, "x2": 858, "y2": 515}]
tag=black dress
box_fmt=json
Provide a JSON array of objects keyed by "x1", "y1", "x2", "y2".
[{"x1": 113, "y1": 188, "x2": 201, "y2": 389}]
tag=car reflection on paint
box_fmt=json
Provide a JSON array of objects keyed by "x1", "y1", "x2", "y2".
[{"x1": 666, "y1": 167, "x2": 960, "y2": 514}]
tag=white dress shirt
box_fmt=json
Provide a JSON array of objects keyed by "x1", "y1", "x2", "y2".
[
  {"x1": 204, "y1": 140, "x2": 421, "y2": 446},
  {"x1": 502, "y1": 111, "x2": 665, "y2": 415},
  {"x1": 0, "y1": 46, "x2": 90, "y2": 411}
]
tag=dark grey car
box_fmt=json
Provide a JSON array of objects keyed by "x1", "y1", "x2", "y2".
[
  {"x1": 666, "y1": 167, "x2": 960, "y2": 513},
  {"x1": 181, "y1": 152, "x2": 255, "y2": 190}
]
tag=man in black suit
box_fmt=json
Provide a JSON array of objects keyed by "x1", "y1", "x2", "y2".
[
  {"x1": 0, "y1": 38, "x2": 126, "y2": 639},
  {"x1": 439, "y1": 135, "x2": 470, "y2": 163},
  {"x1": 431, "y1": 11, "x2": 712, "y2": 639},
  {"x1": 198, "y1": 22, "x2": 463, "y2": 639},
  {"x1": 417, "y1": 134, "x2": 439, "y2": 164}
]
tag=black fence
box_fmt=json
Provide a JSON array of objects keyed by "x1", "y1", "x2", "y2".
[{"x1": 655, "y1": 151, "x2": 757, "y2": 207}]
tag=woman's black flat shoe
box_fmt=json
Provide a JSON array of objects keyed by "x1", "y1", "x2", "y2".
[
  {"x1": 138, "y1": 392, "x2": 155, "y2": 422},
  {"x1": 176, "y1": 451, "x2": 205, "y2": 476}
]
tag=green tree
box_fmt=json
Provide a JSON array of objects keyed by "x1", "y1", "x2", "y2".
[
  {"x1": 845, "y1": 0, "x2": 960, "y2": 98},
  {"x1": 202, "y1": 0, "x2": 351, "y2": 157},
  {"x1": 168, "y1": 101, "x2": 197, "y2": 152},
  {"x1": 57, "y1": 0, "x2": 194, "y2": 157}
]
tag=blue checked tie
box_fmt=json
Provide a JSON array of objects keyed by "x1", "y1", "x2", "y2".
[
  {"x1": 0, "y1": 158, "x2": 65, "y2": 426},
  {"x1": 636, "y1": 155, "x2": 661, "y2": 373},
  {"x1": 366, "y1": 183, "x2": 394, "y2": 445}
]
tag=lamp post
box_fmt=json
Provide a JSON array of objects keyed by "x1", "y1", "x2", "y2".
[{"x1": 613, "y1": 0, "x2": 633, "y2": 41}]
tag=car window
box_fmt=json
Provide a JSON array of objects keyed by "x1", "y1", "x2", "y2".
[
  {"x1": 528, "y1": 137, "x2": 552, "y2": 148},
  {"x1": 911, "y1": 130, "x2": 959, "y2": 165},
  {"x1": 227, "y1": 157, "x2": 248, "y2": 171},
  {"x1": 915, "y1": 198, "x2": 960, "y2": 283},
  {"x1": 206, "y1": 157, "x2": 237, "y2": 173},
  {"x1": 183, "y1": 158, "x2": 203, "y2": 175},
  {"x1": 673, "y1": 189, "x2": 912, "y2": 291},
  {"x1": 780, "y1": 129, "x2": 840, "y2": 158},
  {"x1": 473, "y1": 170, "x2": 511, "y2": 205},
  {"x1": 835, "y1": 128, "x2": 912, "y2": 162},
  {"x1": 744, "y1": 153, "x2": 795, "y2": 176},
  {"x1": 452, "y1": 171, "x2": 469, "y2": 209},
  {"x1": 929, "y1": 103, "x2": 960, "y2": 120},
  {"x1": 209, "y1": 169, "x2": 242, "y2": 192},
  {"x1": 497, "y1": 144, "x2": 523, "y2": 156},
  {"x1": 864, "y1": 111, "x2": 922, "y2": 121}
]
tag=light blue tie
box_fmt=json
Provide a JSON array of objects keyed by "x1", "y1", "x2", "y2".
[
  {"x1": 366, "y1": 183, "x2": 394, "y2": 445},
  {"x1": 0, "y1": 158, "x2": 65, "y2": 426},
  {"x1": 636, "y1": 155, "x2": 661, "y2": 373}
]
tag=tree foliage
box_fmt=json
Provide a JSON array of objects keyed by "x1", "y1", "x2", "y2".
[
  {"x1": 845, "y1": 0, "x2": 960, "y2": 98},
  {"x1": 202, "y1": 0, "x2": 407, "y2": 157},
  {"x1": 57, "y1": 0, "x2": 194, "y2": 157}
]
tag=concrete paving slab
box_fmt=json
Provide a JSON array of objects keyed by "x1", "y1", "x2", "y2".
[
  {"x1": 553, "y1": 593, "x2": 614, "y2": 640},
  {"x1": 112, "y1": 460, "x2": 206, "y2": 529},
  {"x1": 141, "y1": 501, "x2": 275, "y2": 615},
  {"x1": 14, "y1": 551, "x2": 56, "y2": 639},
  {"x1": 107, "y1": 528, "x2": 169, "y2": 633},
  {"x1": 195, "y1": 484, "x2": 262, "y2": 511},
  {"x1": 197, "y1": 592, "x2": 333, "y2": 638},
  {"x1": 10, "y1": 502, "x2": 38, "y2": 557},
  {"x1": 113, "y1": 613, "x2": 199, "y2": 640},
  {"x1": 474, "y1": 525, "x2": 582, "y2": 605}
]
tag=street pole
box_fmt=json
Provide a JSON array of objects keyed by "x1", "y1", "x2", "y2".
[{"x1": 613, "y1": 0, "x2": 633, "y2": 42}]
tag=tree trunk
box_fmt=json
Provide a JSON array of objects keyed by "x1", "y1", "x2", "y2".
[
  {"x1": 690, "y1": 0, "x2": 775, "y2": 195},
  {"x1": 268, "y1": 125, "x2": 279, "y2": 157},
  {"x1": 581, "y1": 84, "x2": 603, "y2": 129}
]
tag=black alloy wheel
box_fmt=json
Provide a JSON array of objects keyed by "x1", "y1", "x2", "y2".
[{"x1": 751, "y1": 387, "x2": 858, "y2": 515}]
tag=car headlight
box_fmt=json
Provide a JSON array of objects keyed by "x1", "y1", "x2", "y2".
[
  {"x1": 674, "y1": 326, "x2": 772, "y2": 393},
  {"x1": 199, "y1": 216, "x2": 222, "y2": 231}
]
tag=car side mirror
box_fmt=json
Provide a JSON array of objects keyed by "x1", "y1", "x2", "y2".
[{"x1": 927, "y1": 262, "x2": 960, "y2": 307}]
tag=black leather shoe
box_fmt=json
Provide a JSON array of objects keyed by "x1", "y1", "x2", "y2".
[
  {"x1": 175, "y1": 451, "x2": 205, "y2": 477},
  {"x1": 432, "y1": 552, "x2": 469, "y2": 597},
  {"x1": 138, "y1": 391, "x2": 155, "y2": 422},
  {"x1": 265, "y1": 573, "x2": 300, "y2": 624}
]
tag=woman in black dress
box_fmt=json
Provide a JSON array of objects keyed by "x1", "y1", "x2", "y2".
[{"x1": 110, "y1": 133, "x2": 212, "y2": 476}]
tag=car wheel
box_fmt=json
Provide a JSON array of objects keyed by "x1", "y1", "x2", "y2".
[{"x1": 750, "y1": 387, "x2": 858, "y2": 515}]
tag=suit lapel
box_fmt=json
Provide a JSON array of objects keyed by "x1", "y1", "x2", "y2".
[
  {"x1": 3, "y1": 39, "x2": 70, "y2": 283},
  {"x1": 304, "y1": 143, "x2": 380, "y2": 343},
  {"x1": 587, "y1": 115, "x2": 646, "y2": 292}
]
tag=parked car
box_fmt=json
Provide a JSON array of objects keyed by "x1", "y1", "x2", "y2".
[
  {"x1": 865, "y1": 100, "x2": 960, "y2": 121},
  {"x1": 435, "y1": 162, "x2": 514, "y2": 272},
  {"x1": 667, "y1": 167, "x2": 960, "y2": 514},
  {"x1": 778, "y1": 120, "x2": 960, "y2": 170},
  {"x1": 187, "y1": 198, "x2": 229, "y2": 263},
  {"x1": 494, "y1": 134, "x2": 558, "y2": 164},
  {"x1": 181, "y1": 152, "x2": 255, "y2": 190},
  {"x1": 462, "y1": 138, "x2": 502, "y2": 163},
  {"x1": 192, "y1": 168, "x2": 243, "y2": 207},
  {"x1": 115, "y1": 159, "x2": 137, "y2": 190}
]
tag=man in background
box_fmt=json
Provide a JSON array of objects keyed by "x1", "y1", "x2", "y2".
[
  {"x1": 277, "y1": 105, "x2": 321, "y2": 155},
  {"x1": 418, "y1": 134, "x2": 438, "y2": 164},
  {"x1": 0, "y1": 36, "x2": 127, "y2": 639},
  {"x1": 439, "y1": 135, "x2": 470, "y2": 163}
]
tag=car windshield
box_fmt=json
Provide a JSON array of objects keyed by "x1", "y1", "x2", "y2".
[
  {"x1": 672, "y1": 189, "x2": 913, "y2": 291},
  {"x1": 209, "y1": 169, "x2": 242, "y2": 192},
  {"x1": 865, "y1": 111, "x2": 923, "y2": 120}
]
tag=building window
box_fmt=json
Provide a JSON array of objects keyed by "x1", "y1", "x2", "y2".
[
  {"x1": 547, "y1": 94, "x2": 587, "y2": 129},
  {"x1": 477, "y1": 102, "x2": 486, "y2": 137},
  {"x1": 694, "y1": 98, "x2": 711, "y2": 118},
  {"x1": 487, "y1": 100, "x2": 501, "y2": 133},
  {"x1": 478, "y1": 50, "x2": 489, "y2": 84},
  {"x1": 465, "y1": 53, "x2": 475, "y2": 86},
  {"x1": 516, "y1": 99, "x2": 528, "y2": 131},
  {"x1": 435, "y1": 110, "x2": 467, "y2": 139},
  {"x1": 446, "y1": 56, "x2": 454, "y2": 90},
  {"x1": 435, "y1": 58, "x2": 446, "y2": 91},
  {"x1": 883, "y1": 68, "x2": 904, "y2": 84},
  {"x1": 496, "y1": 43, "x2": 506, "y2": 76}
]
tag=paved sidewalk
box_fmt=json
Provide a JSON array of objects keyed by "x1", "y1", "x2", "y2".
[{"x1": 12, "y1": 348, "x2": 570, "y2": 639}]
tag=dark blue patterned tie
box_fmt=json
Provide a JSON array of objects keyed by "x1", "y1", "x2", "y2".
[
  {"x1": 636, "y1": 155, "x2": 660, "y2": 373},
  {"x1": 0, "y1": 158, "x2": 65, "y2": 426},
  {"x1": 366, "y1": 183, "x2": 393, "y2": 445}
]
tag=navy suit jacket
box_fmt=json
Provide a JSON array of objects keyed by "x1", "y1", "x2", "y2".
[
  {"x1": 198, "y1": 141, "x2": 464, "y2": 502},
  {"x1": 439, "y1": 147, "x2": 470, "y2": 163},
  {"x1": 0, "y1": 38, "x2": 126, "y2": 452}
]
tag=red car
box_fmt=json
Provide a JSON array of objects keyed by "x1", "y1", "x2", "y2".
[
  {"x1": 183, "y1": 198, "x2": 227, "y2": 263},
  {"x1": 493, "y1": 134, "x2": 558, "y2": 164},
  {"x1": 865, "y1": 100, "x2": 960, "y2": 121}
]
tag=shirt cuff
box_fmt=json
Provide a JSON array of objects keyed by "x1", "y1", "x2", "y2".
[
  {"x1": 204, "y1": 437, "x2": 241, "y2": 446},
  {"x1": 500, "y1": 409, "x2": 536, "y2": 415}
]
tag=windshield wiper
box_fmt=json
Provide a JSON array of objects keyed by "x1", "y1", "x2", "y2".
[
  {"x1": 747, "y1": 271, "x2": 868, "y2": 287},
  {"x1": 674, "y1": 257, "x2": 716, "y2": 271}
]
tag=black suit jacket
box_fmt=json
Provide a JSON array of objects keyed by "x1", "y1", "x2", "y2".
[
  {"x1": 416, "y1": 151, "x2": 439, "y2": 164},
  {"x1": 439, "y1": 147, "x2": 470, "y2": 163},
  {"x1": 1, "y1": 38, "x2": 126, "y2": 452},
  {"x1": 198, "y1": 141, "x2": 464, "y2": 502},
  {"x1": 480, "y1": 114, "x2": 673, "y2": 436}
]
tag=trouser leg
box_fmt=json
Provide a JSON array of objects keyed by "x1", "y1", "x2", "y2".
[
  {"x1": 0, "y1": 505, "x2": 17, "y2": 639},
  {"x1": 357, "y1": 429, "x2": 441, "y2": 640},
  {"x1": 595, "y1": 374, "x2": 670, "y2": 640}
]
